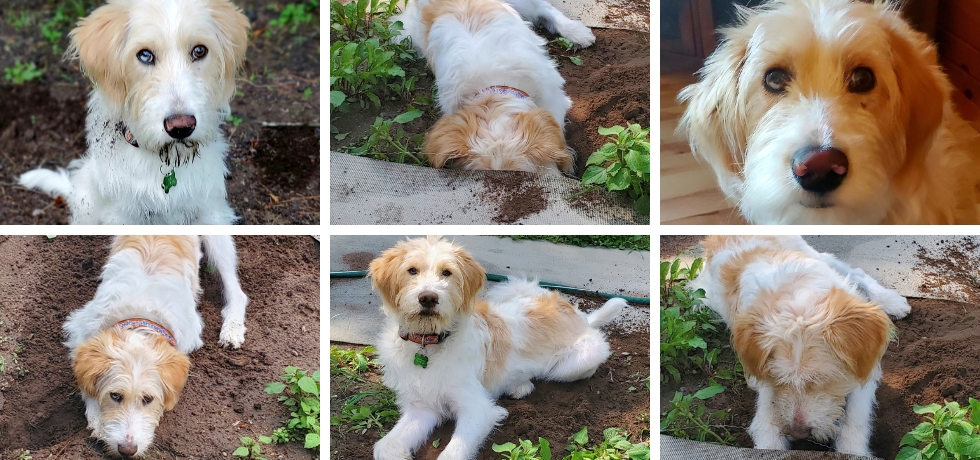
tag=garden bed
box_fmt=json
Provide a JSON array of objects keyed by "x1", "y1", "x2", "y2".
[
  {"x1": 0, "y1": 236, "x2": 320, "y2": 458},
  {"x1": 0, "y1": 0, "x2": 320, "y2": 225}
]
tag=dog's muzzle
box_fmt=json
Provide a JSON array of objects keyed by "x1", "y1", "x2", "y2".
[{"x1": 792, "y1": 146, "x2": 848, "y2": 195}]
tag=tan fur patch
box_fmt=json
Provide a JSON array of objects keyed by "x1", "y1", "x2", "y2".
[
  {"x1": 111, "y1": 236, "x2": 200, "y2": 281},
  {"x1": 522, "y1": 291, "x2": 587, "y2": 359},
  {"x1": 420, "y1": 0, "x2": 507, "y2": 58},
  {"x1": 153, "y1": 334, "x2": 191, "y2": 410},
  {"x1": 73, "y1": 329, "x2": 117, "y2": 397},
  {"x1": 476, "y1": 300, "x2": 511, "y2": 387},
  {"x1": 67, "y1": 2, "x2": 131, "y2": 105},
  {"x1": 822, "y1": 287, "x2": 891, "y2": 383}
]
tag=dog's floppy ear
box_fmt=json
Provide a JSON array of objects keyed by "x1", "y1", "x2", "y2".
[
  {"x1": 731, "y1": 310, "x2": 770, "y2": 380},
  {"x1": 67, "y1": 2, "x2": 130, "y2": 106},
  {"x1": 883, "y1": 10, "x2": 946, "y2": 161},
  {"x1": 207, "y1": 0, "x2": 250, "y2": 104},
  {"x1": 823, "y1": 288, "x2": 892, "y2": 384},
  {"x1": 514, "y1": 108, "x2": 575, "y2": 173},
  {"x1": 73, "y1": 332, "x2": 116, "y2": 397},
  {"x1": 424, "y1": 113, "x2": 470, "y2": 169},
  {"x1": 368, "y1": 243, "x2": 409, "y2": 310},
  {"x1": 154, "y1": 336, "x2": 191, "y2": 411},
  {"x1": 452, "y1": 242, "x2": 485, "y2": 313},
  {"x1": 678, "y1": 21, "x2": 752, "y2": 185}
]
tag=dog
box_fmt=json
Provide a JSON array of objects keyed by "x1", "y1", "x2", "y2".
[
  {"x1": 394, "y1": 0, "x2": 594, "y2": 172},
  {"x1": 368, "y1": 236, "x2": 625, "y2": 459},
  {"x1": 678, "y1": 0, "x2": 980, "y2": 224},
  {"x1": 18, "y1": 0, "x2": 249, "y2": 224},
  {"x1": 64, "y1": 235, "x2": 249, "y2": 457},
  {"x1": 690, "y1": 236, "x2": 910, "y2": 455}
]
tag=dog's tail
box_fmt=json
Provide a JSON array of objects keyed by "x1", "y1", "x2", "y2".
[
  {"x1": 18, "y1": 167, "x2": 72, "y2": 198},
  {"x1": 586, "y1": 297, "x2": 626, "y2": 328}
]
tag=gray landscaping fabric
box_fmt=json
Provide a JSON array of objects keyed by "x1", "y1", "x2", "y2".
[
  {"x1": 329, "y1": 153, "x2": 646, "y2": 225},
  {"x1": 660, "y1": 436, "x2": 881, "y2": 460},
  {"x1": 330, "y1": 235, "x2": 650, "y2": 345}
]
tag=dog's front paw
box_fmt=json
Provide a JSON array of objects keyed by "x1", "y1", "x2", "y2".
[
  {"x1": 218, "y1": 320, "x2": 246, "y2": 349},
  {"x1": 375, "y1": 436, "x2": 412, "y2": 460},
  {"x1": 875, "y1": 289, "x2": 911, "y2": 320},
  {"x1": 558, "y1": 21, "x2": 595, "y2": 48},
  {"x1": 835, "y1": 431, "x2": 872, "y2": 456},
  {"x1": 508, "y1": 381, "x2": 535, "y2": 399}
]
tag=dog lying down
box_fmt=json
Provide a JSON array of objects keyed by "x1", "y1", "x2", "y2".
[
  {"x1": 679, "y1": 0, "x2": 980, "y2": 224},
  {"x1": 368, "y1": 236, "x2": 625, "y2": 459}
]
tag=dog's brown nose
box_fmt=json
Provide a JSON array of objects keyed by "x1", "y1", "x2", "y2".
[
  {"x1": 419, "y1": 291, "x2": 439, "y2": 309},
  {"x1": 792, "y1": 147, "x2": 848, "y2": 194},
  {"x1": 164, "y1": 114, "x2": 196, "y2": 140},
  {"x1": 118, "y1": 442, "x2": 138, "y2": 457}
]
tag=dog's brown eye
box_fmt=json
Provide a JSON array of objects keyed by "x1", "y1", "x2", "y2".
[
  {"x1": 442, "y1": 270, "x2": 451, "y2": 277},
  {"x1": 110, "y1": 392, "x2": 123, "y2": 403},
  {"x1": 847, "y1": 66, "x2": 876, "y2": 93},
  {"x1": 191, "y1": 45, "x2": 208, "y2": 61},
  {"x1": 136, "y1": 49, "x2": 155, "y2": 66},
  {"x1": 408, "y1": 268, "x2": 418, "y2": 275},
  {"x1": 142, "y1": 395, "x2": 154, "y2": 405},
  {"x1": 763, "y1": 68, "x2": 791, "y2": 94}
]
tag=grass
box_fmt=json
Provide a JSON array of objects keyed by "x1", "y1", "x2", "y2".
[
  {"x1": 898, "y1": 398, "x2": 980, "y2": 460},
  {"x1": 506, "y1": 236, "x2": 650, "y2": 251},
  {"x1": 659, "y1": 257, "x2": 739, "y2": 445},
  {"x1": 329, "y1": 345, "x2": 401, "y2": 437}
]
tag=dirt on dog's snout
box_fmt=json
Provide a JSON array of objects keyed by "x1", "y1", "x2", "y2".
[{"x1": 0, "y1": 235, "x2": 320, "y2": 459}]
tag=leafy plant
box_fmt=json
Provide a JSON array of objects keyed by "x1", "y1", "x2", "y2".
[
  {"x1": 226, "y1": 114, "x2": 243, "y2": 127},
  {"x1": 580, "y1": 124, "x2": 651, "y2": 215},
  {"x1": 660, "y1": 387, "x2": 733, "y2": 444},
  {"x1": 331, "y1": 388, "x2": 400, "y2": 435},
  {"x1": 269, "y1": 0, "x2": 319, "y2": 34},
  {"x1": 548, "y1": 38, "x2": 583, "y2": 66},
  {"x1": 233, "y1": 436, "x2": 271, "y2": 459},
  {"x1": 563, "y1": 427, "x2": 649, "y2": 460},
  {"x1": 265, "y1": 366, "x2": 320, "y2": 449},
  {"x1": 346, "y1": 111, "x2": 427, "y2": 163},
  {"x1": 331, "y1": 345, "x2": 379, "y2": 375},
  {"x1": 4, "y1": 62, "x2": 43, "y2": 84},
  {"x1": 39, "y1": 0, "x2": 93, "y2": 53},
  {"x1": 660, "y1": 258, "x2": 718, "y2": 383},
  {"x1": 898, "y1": 398, "x2": 980, "y2": 460},
  {"x1": 493, "y1": 437, "x2": 552, "y2": 460}
]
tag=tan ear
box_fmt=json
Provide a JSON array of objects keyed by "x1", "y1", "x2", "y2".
[
  {"x1": 154, "y1": 336, "x2": 191, "y2": 411},
  {"x1": 452, "y1": 243, "x2": 485, "y2": 314},
  {"x1": 677, "y1": 25, "x2": 751, "y2": 179},
  {"x1": 823, "y1": 288, "x2": 892, "y2": 384},
  {"x1": 67, "y1": 2, "x2": 130, "y2": 105},
  {"x1": 368, "y1": 243, "x2": 409, "y2": 309},
  {"x1": 424, "y1": 113, "x2": 470, "y2": 168},
  {"x1": 883, "y1": 11, "x2": 946, "y2": 160},
  {"x1": 206, "y1": 0, "x2": 250, "y2": 103},
  {"x1": 73, "y1": 333, "x2": 115, "y2": 397},
  {"x1": 514, "y1": 108, "x2": 574, "y2": 173},
  {"x1": 731, "y1": 311, "x2": 770, "y2": 380}
]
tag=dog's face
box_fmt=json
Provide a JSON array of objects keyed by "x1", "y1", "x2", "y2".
[
  {"x1": 425, "y1": 94, "x2": 574, "y2": 173},
  {"x1": 679, "y1": 0, "x2": 946, "y2": 224},
  {"x1": 368, "y1": 236, "x2": 486, "y2": 334},
  {"x1": 732, "y1": 287, "x2": 891, "y2": 444},
  {"x1": 68, "y1": 0, "x2": 249, "y2": 164},
  {"x1": 73, "y1": 328, "x2": 190, "y2": 457}
]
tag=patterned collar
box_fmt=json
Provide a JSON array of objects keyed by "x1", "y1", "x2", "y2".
[
  {"x1": 480, "y1": 85, "x2": 530, "y2": 99},
  {"x1": 115, "y1": 318, "x2": 177, "y2": 348}
]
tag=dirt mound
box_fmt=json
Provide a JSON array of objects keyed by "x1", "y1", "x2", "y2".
[{"x1": 0, "y1": 236, "x2": 320, "y2": 459}]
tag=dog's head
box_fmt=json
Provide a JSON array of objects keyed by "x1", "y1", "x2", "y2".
[
  {"x1": 679, "y1": 0, "x2": 946, "y2": 224},
  {"x1": 368, "y1": 236, "x2": 486, "y2": 334},
  {"x1": 68, "y1": 0, "x2": 249, "y2": 164},
  {"x1": 424, "y1": 94, "x2": 575, "y2": 173},
  {"x1": 73, "y1": 328, "x2": 190, "y2": 457},
  {"x1": 732, "y1": 286, "x2": 892, "y2": 445}
]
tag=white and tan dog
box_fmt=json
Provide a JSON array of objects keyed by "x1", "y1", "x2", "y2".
[
  {"x1": 679, "y1": 0, "x2": 980, "y2": 224},
  {"x1": 19, "y1": 0, "x2": 249, "y2": 224},
  {"x1": 369, "y1": 236, "x2": 624, "y2": 459},
  {"x1": 691, "y1": 236, "x2": 909, "y2": 455},
  {"x1": 64, "y1": 235, "x2": 248, "y2": 457},
  {"x1": 394, "y1": 0, "x2": 593, "y2": 172}
]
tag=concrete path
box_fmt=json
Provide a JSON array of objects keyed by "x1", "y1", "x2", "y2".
[
  {"x1": 664, "y1": 236, "x2": 980, "y2": 303},
  {"x1": 331, "y1": 236, "x2": 651, "y2": 345}
]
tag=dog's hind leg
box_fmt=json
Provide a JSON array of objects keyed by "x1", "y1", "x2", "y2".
[
  {"x1": 202, "y1": 235, "x2": 249, "y2": 348},
  {"x1": 506, "y1": 0, "x2": 595, "y2": 48},
  {"x1": 543, "y1": 329, "x2": 611, "y2": 382},
  {"x1": 374, "y1": 406, "x2": 442, "y2": 460}
]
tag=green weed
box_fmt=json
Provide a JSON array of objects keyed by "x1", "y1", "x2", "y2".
[
  {"x1": 39, "y1": 0, "x2": 93, "y2": 53},
  {"x1": 898, "y1": 398, "x2": 980, "y2": 460},
  {"x1": 564, "y1": 427, "x2": 649, "y2": 460},
  {"x1": 4, "y1": 62, "x2": 43, "y2": 84},
  {"x1": 268, "y1": 0, "x2": 319, "y2": 34},
  {"x1": 346, "y1": 111, "x2": 427, "y2": 163},
  {"x1": 233, "y1": 436, "x2": 271, "y2": 459},
  {"x1": 265, "y1": 366, "x2": 321, "y2": 449},
  {"x1": 548, "y1": 38, "x2": 583, "y2": 66},
  {"x1": 8, "y1": 10, "x2": 33, "y2": 30},
  {"x1": 580, "y1": 124, "x2": 650, "y2": 215},
  {"x1": 660, "y1": 387, "x2": 733, "y2": 445},
  {"x1": 493, "y1": 437, "x2": 552, "y2": 460},
  {"x1": 331, "y1": 388, "x2": 400, "y2": 435},
  {"x1": 226, "y1": 114, "x2": 244, "y2": 127}
]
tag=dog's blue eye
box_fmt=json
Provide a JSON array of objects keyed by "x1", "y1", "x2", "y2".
[
  {"x1": 110, "y1": 392, "x2": 123, "y2": 403},
  {"x1": 763, "y1": 68, "x2": 791, "y2": 94},
  {"x1": 137, "y1": 49, "x2": 155, "y2": 65},
  {"x1": 847, "y1": 67, "x2": 876, "y2": 94},
  {"x1": 191, "y1": 45, "x2": 208, "y2": 61},
  {"x1": 408, "y1": 268, "x2": 418, "y2": 275}
]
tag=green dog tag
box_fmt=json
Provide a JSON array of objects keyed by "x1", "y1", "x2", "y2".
[
  {"x1": 414, "y1": 353, "x2": 428, "y2": 369},
  {"x1": 162, "y1": 169, "x2": 177, "y2": 193}
]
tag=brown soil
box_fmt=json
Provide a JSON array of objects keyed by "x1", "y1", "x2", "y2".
[
  {"x1": 481, "y1": 172, "x2": 549, "y2": 223},
  {"x1": 0, "y1": 0, "x2": 319, "y2": 225},
  {"x1": 330, "y1": 294, "x2": 650, "y2": 460},
  {"x1": 660, "y1": 236, "x2": 705, "y2": 260},
  {"x1": 0, "y1": 235, "x2": 320, "y2": 459}
]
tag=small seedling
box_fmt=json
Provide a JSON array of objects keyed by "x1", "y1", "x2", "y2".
[
  {"x1": 564, "y1": 427, "x2": 649, "y2": 460},
  {"x1": 492, "y1": 437, "x2": 552, "y2": 460},
  {"x1": 265, "y1": 366, "x2": 320, "y2": 448},
  {"x1": 897, "y1": 398, "x2": 980, "y2": 460},
  {"x1": 548, "y1": 38, "x2": 583, "y2": 66},
  {"x1": 4, "y1": 62, "x2": 43, "y2": 84},
  {"x1": 268, "y1": 0, "x2": 319, "y2": 34},
  {"x1": 226, "y1": 114, "x2": 243, "y2": 127},
  {"x1": 580, "y1": 124, "x2": 650, "y2": 215},
  {"x1": 233, "y1": 436, "x2": 271, "y2": 460}
]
